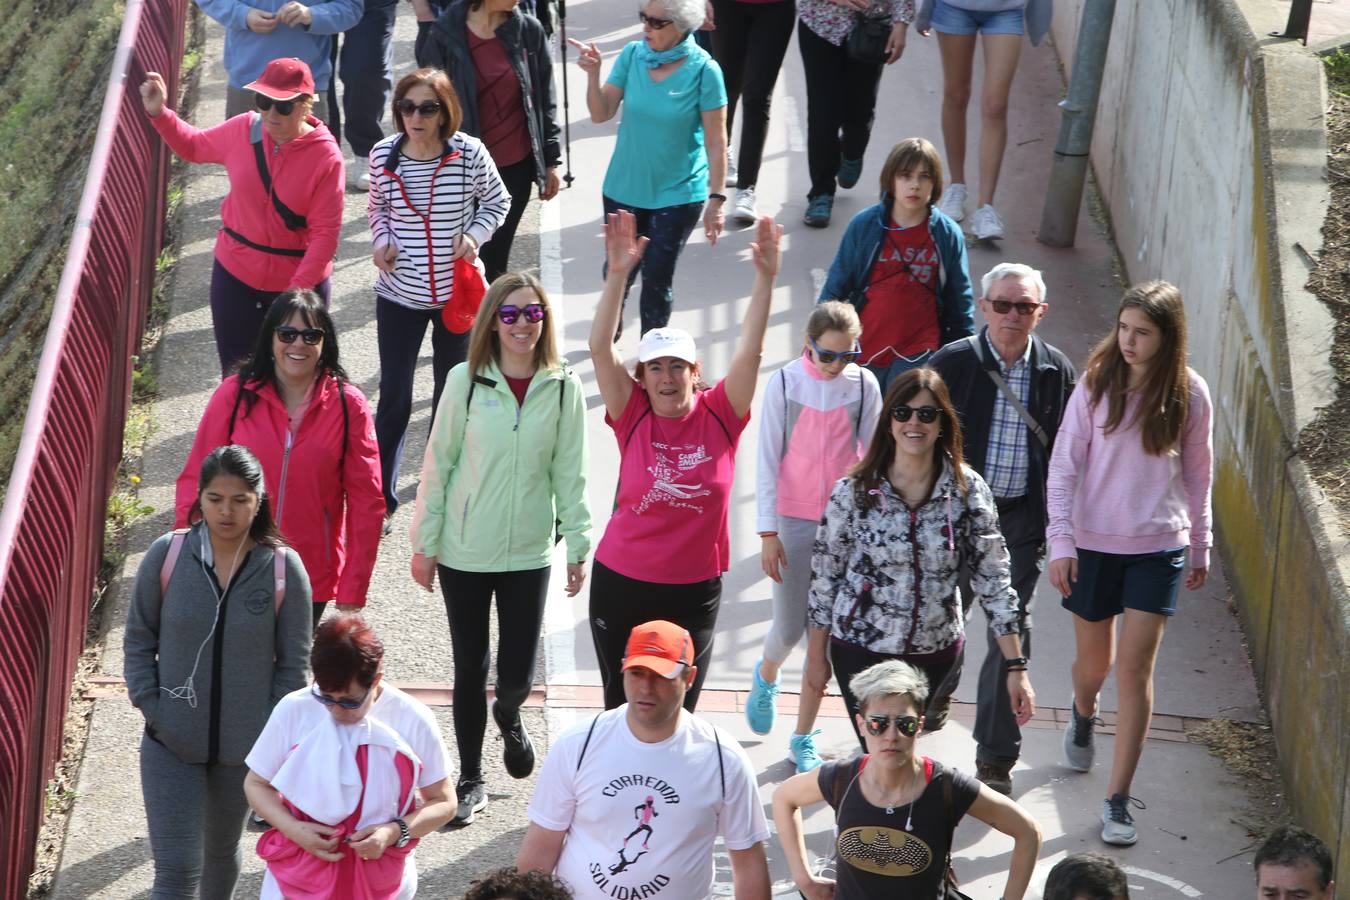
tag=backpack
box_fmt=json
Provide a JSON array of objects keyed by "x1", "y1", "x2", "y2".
[{"x1": 159, "y1": 528, "x2": 286, "y2": 615}]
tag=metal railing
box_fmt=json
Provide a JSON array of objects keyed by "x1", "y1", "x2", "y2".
[{"x1": 0, "y1": 0, "x2": 185, "y2": 890}]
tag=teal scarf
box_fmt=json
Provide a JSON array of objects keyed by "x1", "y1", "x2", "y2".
[{"x1": 633, "y1": 32, "x2": 694, "y2": 69}]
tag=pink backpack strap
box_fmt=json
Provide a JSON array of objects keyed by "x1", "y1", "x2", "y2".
[
  {"x1": 273, "y1": 547, "x2": 287, "y2": 616},
  {"x1": 159, "y1": 529, "x2": 191, "y2": 603}
]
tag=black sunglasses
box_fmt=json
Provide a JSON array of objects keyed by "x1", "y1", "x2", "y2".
[
  {"x1": 890, "y1": 404, "x2": 941, "y2": 424},
  {"x1": 396, "y1": 99, "x2": 443, "y2": 118},
  {"x1": 275, "y1": 325, "x2": 325, "y2": 346},
  {"x1": 497, "y1": 303, "x2": 546, "y2": 325},
  {"x1": 310, "y1": 684, "x2": 371, "y2": 710},
  {"x1": 639, "y1": 11, "x2": 673, "y2": 28},
  {"x1": 988, "y1": 299, "x2": 1042, "y2": 317},
  {"x1": 255, "y1": 94, "x2": 298, "y2": 116},
  {"x1": 864, "y1": 714, "x2": 922, "y2": 737}
]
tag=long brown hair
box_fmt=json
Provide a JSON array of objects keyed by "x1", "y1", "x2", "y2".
[
  {"x1": 851, "y1": 367, "x2": 966, "y2": 510},
  {"x1": 466, "y1": 272, "x2": 562, "y2": 377},
  {"x1": 1084, "y1": 281, "x2": 1190, "y2": 456}
]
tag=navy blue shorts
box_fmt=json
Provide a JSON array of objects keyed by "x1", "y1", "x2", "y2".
[{"x1": 1060, "y1": 547, "x2": 1187, "y2": 621}]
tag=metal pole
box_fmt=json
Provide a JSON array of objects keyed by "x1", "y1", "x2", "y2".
[
  {"x1": 1037, "y1": 0, "x2": 1117, "y2": 247},
  {"x1": 557, "y1": 0, "x2": 575, "y2": 187},
  {"x1": 1271, "y1": 0, "x2": 1312, "y2": 44}
]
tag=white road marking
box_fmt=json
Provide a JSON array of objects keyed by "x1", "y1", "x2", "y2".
[{"x1": 780, "y1": 93, "x2": 806, "y2": 153}]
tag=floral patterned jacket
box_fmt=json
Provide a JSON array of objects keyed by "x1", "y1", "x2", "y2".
[
  {"x1": 799, "y1": 0, "x2": 916, "y2": 47},
  {"x1": 808, "y1": 460, "x2": 1020, "y2": 656}
]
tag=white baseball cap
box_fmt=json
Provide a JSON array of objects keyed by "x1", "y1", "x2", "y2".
[{"x1": 638, "y1": 327, "x2": 697, "y2": 364}]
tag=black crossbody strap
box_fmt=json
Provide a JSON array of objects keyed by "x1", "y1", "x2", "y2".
[
  {"x1": 576, "y1": 713, "x2": 601, "y2": 769},
  {"x1": 251, "y1": 114, "x2": 308, "y2": 231},
  {"x1": 968, "y1": 335, "x2": 1049, "y2": 450}
]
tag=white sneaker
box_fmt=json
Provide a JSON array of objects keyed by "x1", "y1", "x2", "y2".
[
  {"x1": 726, "y1": 150, "x2": 738, "y2": 189},
  {"x1": 937, "y1": 183, "x2": 967, "y2": 222},
  {"x1": 356, "y1": 167, "x2": 371, "y2": 192},
  {"x1": 970, "y1": 203, "x2": 1006, "y2": 240},
  {"x1": 733, "y1": 186, "x2": 757, "y2": 225}
]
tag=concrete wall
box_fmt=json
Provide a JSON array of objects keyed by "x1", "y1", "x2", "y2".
[{"x1": 1049, "y1": 0, "x2": 1349, "y2": 875}]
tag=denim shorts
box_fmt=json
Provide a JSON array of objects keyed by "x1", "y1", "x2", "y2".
[
  {"x1": 930, "y1": 0, "x2": 1025, "y2": 36},
  {"x1": 1060, "y1": 547, "x2": 1187, "y2": 621}
]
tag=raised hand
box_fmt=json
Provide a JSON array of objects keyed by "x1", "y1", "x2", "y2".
[
  {"x1": 567, "y1": 37, "x2": 602, "y2": 77},
  {"x1": 603, "y1": 210, "x2": 648, "y2": 278},
  {"x1": 750, "y1": 215, "x2": 783, "y2": 280}
]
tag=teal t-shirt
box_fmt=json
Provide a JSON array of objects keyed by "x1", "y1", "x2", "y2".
[{"x1": 602, "y1": 40, "x2": 728, "y2": 210}]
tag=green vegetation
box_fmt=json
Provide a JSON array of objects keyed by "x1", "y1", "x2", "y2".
[
  {"x1": 0, "y1": 0, "x2": 126, "y2": 491},
  {"x1": 1326, "y1": 47, "x2": 1350, "y2": 93}
]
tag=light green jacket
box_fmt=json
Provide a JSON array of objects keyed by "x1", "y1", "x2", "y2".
[{"x1": 411, "y1": 359, "x2": 592, "y2": 570}]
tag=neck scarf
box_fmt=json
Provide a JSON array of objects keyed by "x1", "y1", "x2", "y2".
[{"x1": 633, "y1": 31, "x2": 694, "y2": 69}]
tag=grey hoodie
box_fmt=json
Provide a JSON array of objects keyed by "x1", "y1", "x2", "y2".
[{"x1": 124, "y1": 525, "x2": 312, "y2": 766}]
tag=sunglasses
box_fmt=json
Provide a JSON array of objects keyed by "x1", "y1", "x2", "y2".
[
  {"x1": 809, "y1": 336, "x2": 861, "y2": 365},
  {"x1": 864, "y1": 714, "x2": 922, "y2": 737},
  {"x1": 255, "y1": 94, "x2": 299, "y2": 116},
  {"x1": 310, "y1": 684, "x2": 371, "y2": 710},
  {"x1": 497, "y1": 303, "x2": 546, "y2": 325},
  {"x1": 639, "y1": 11, "x2": 673, "y2": 28},
  {"x1": 890, "y1": 404, "x2": 941, "y2": 424},
  {"x1": 396, "y1": 98, "x2": 443, "y2": 118},
  {"x1": 988, "y1": 299, "x2": 1043, "y2": 317},
  {"x1": 275, "y1": 325, "x2": 325, "y2": 345}
]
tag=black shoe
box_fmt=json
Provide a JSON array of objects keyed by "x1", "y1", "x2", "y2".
[
  {"x1": 382, "y1": 514, "x2": 394, "y2": 537},
  {"x1": 922, "y1": 699, "x2": 950, "y2": 733},
  {"x1": 975, "y1": 760, "x2": 1013, "y2": 796},
  {"x1": 493, "y1": 700, "x2": 536, "y2": 778},
  {"x1": 450, "y1": 777, "x2": 487, "y2": 826}
]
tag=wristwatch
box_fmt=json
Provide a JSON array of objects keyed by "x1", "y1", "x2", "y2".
[
  {"x1": 392, "y1": 816, "x2": 411, "y2": 848},
  {"x1": 708, "y1": 192, "x2": 728, "y2": 203}
]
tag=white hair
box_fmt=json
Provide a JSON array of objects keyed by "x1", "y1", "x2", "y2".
[
  {"x1": 849, "y1": 660, "x2": 930, "y2": 715},
  {"x1": 981, "y1": 262, "x2": 1048, "y2": 305},
  {"x1": 641, "y1": 0, "x2": 705, "y2": 33}
]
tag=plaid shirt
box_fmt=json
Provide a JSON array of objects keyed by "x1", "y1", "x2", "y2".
[{"x1": 982, "y1": 331, "x2": 1032, "y2": 499}]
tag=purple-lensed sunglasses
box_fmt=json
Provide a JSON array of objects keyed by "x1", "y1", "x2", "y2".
[{"x1": 497, "y1": 303, "x2": 546, "y2": 325}]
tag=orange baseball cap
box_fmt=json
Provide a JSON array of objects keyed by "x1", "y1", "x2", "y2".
[{"x1": 622, "y1": 620, "x2": 695, "y2": 680}]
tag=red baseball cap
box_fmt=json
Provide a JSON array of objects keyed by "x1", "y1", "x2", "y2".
[
  {"x1": 245, "y1": 58, "x2": 315, "y2": 100},
  {"x1": 622, "y1": 620, "x2": 695, "y2": 680}
]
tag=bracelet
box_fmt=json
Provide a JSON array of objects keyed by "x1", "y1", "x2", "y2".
[
  {"x1": 708, "y1": 192, "x2": 727, "y2": 203},
  {"x1": 1002, "y1": 656, "x2": 1029, "y2": 668},
  {"x1": 1005, "y1": 666, "x2": 1027, "y2": 673},
  {"x1": 759, "y1": 531, "x2": 778, "y2": 538}
]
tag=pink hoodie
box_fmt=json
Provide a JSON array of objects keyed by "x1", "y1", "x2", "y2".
[
  {"x1": 1046, "y1": 369, "x2": 1213, "y2": 568},
  {"x1": 150, "y1": 109, "x2": 344, "y2": 291}
]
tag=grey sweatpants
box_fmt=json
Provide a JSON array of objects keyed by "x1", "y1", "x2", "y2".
[
  {"x1": 762, "y1": 515, "x2": 821, "y2": 665},
  {"x1": 139, "y1": 732, "x2": 251, "y2": 899}
]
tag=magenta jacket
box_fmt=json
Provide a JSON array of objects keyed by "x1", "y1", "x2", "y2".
[{"x1": 175, "y1": 373, "x2": 385, "y2": 606}]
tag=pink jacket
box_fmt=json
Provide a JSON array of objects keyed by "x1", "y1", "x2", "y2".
[
  {"x1": 175, "y1": 373, "x2": 385, "y2": 606},
  {"x1": 149, "y1": 109, "x2": 344, "y2": 291},
  {"x1": 1046, "y1": 369, "x2": 1213, "y2": 568}
]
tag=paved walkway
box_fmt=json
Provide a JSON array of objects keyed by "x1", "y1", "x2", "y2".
[{"x1": 55, "y1": 2, "x2": 1265, "y2": 896}]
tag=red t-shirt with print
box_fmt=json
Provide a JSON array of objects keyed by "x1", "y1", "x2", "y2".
[
  {"x1": 595, "y1": 380, "x2": 749, "y2": 583},
  {"x1": 860, "y1": 219, "x2": 941, "y2": 366}
]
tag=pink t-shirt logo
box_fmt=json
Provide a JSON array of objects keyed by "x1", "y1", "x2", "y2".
[{"x1": 637, "y1": 443, "x2": 714, "y2": 514}]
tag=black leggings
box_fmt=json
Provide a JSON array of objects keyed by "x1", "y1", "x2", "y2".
[
  {"x1": 478, "y1": 157, "x2": 537, "y2": 284},
  {"x1": 710, "y1": 0, "x2": 795, "y2": 189},
  {"x1": 829, "y1": 639, "x2": 961, "y2": 752},
  {"x1": 589, "y1": 561, "x2": 721, "y2": 712},
  {"x1": 797, "y1": 21, "x2": 885, "y2": 199},
  {"x1": 439, "y1": 564, "x2": 550, "y2": 780}
]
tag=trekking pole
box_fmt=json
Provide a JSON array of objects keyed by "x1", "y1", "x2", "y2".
[{"x1": 556, "y1": 0, "x2": 575, "y2": 187}]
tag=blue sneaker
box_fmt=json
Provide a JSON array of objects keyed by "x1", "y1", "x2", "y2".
[
  {"x1": 790, "y1": 730, "x2": 824, "y2": 773},
  {"x1": 836, "y1": 156, "x2": 863, "y2": 189},
  {"x1": 745, "y1": 661, "x2": 779, "y2": 735},
  {"x1": 803, "y1": 194, "x2": 834, "y2": 228}
]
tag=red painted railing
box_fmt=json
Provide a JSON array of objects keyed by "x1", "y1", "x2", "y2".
[{"x1": 0, "y1": 0, "x2": 185, "y2": 890}]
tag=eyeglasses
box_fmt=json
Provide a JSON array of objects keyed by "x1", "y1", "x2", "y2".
[
  {"x1": 639, "y1": 11, "x2": 673, "y2": 28},
  {"x1": 275, "y1": 326, "x2": 325, "y2": 345},
  {"x1": 809, "y1": 337, "x2": 861, "y2": 365},
  {"x1": 255, "y1": 95, "x2": 298, "y2": 116},
  {"x1": 890, "y1": 404, "x2": 941, "y2": 424},
  {"x1": 396, "y1": 99, "x2": 443, "y2": 118},
  {"x1": 988, "y1": 299, "x2": 1043, "y2": 317},
  {"x1": 310, "y1": 684, "x2": 371, "y2": 710},
  {"x1": 864, "y1": 714, "x2": 922, "y2": 737},
  {"x1": 497, "y1": 303, "x2": 546, "y2": 325}
]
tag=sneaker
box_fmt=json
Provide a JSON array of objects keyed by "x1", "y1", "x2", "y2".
[
  {"x1": 1101, "y1": 794, "x2": 1145, "y2": 845},
  {"x1": 450, "y1": 777, "x2": 487, "y2": 826},
  {"x1": 356, "y1": 167, "x2": 371, "y2": 192},
  {"x1": 733, "y1": 186, "x2": 757, "y2": 226},
  {"x1": 937, "y1": 183, "x2": 968, "y2": 221},
  {"x1": 970, "y1": 203, "x2": 1006, "y2": 240},
  {"x1": 836, "y1": 156, "x2": 863, "y2": 189},
  {"x1": 492, "y1": 700, "x2": 535, "y2": 778},
  {"x1": 1063, "y1": 695, "x2": 1102, "y2": 772},
  {"x1": 803, "y1": 194, "x2": 834, "y2": 228},
  {"x1": 726, "y1": 150, "x2": 738, "y2": 188},
  {"x1": 382, "y1": 513, "x2": 394, "y2": 537},
  {"x1": 975, "y1": 760, "x2": 1013, "y2": 796},
  {"x1": 745, "y1": 660, "x2": 779, "y2": 735},
  {"x1": 789, "y1": 730, "x2": 824, "y2": 774}
]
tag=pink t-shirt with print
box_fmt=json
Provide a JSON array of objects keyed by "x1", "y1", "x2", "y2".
[{"x1": 596, "y1": 380, "x2": 749, "y2": 584}]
